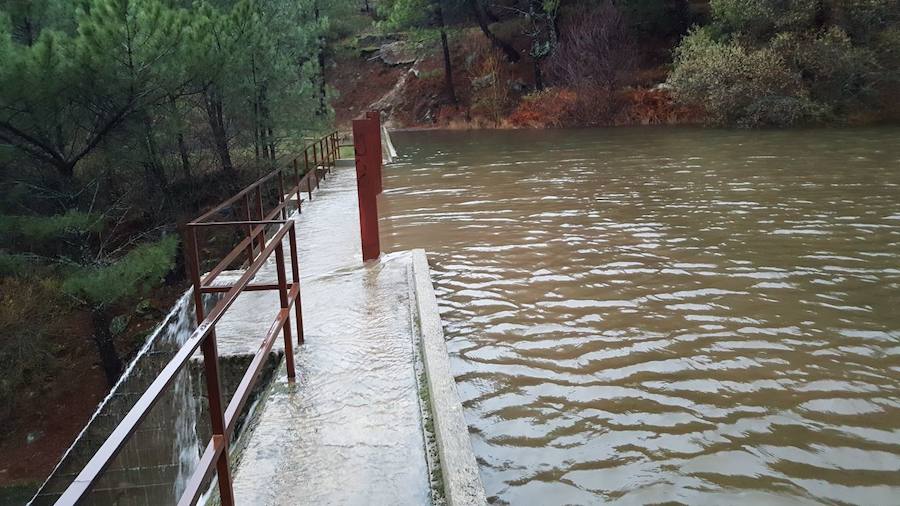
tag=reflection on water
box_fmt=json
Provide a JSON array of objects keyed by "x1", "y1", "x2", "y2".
[{"x1": 379, "y1": 128, "x2": 900, "y2": 505}]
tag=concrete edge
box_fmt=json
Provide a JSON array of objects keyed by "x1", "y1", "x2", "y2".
[{"x1": 410, "y1": 249, "x2": 487, "y2": 506}]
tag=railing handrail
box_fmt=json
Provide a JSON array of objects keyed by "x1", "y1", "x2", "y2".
[
  {"x1": 192, "y1": 131, "x2": 339, "y2": 225},
  {"x1": 55, "y1": 219, "x2": 296, "y2": 504},
  {"x1": 54, "y1": 130, "x2": 341, "y2": 506}
]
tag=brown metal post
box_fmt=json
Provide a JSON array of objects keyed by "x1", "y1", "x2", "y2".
[
  {"x1": 318, "y1": 139, "x2": 326, "y2": 181},
  {"x1": 304, "y1": 150, "x2": 313, "y2": 200},
  {"x1": 365, "y1": 111, "x2": 384, "y2": 194},
  {"x1": 288, "y1": 226, "x2": 304, "y2": 344},
  {"x1": 292, "y1": 158, "x2": 302, "y2": 213},
  {"x1": 243, "y1": 194, "x2": 255, "y2": 265},
  {"x1": 255, "y1": 186, "x2": 265, "y2": 252},
  {"x1": 274, "y1": 243, "x2": 296, "y2": 381},
  {"x1": 352, "y1": 117, "x2": 381, "y2": 261},
  {"x1": 185, "y1": 228, "x2": 234, "y2": 506},
  {"x1": 277, "y1": 171, "x2": 286, "y2": 219}
]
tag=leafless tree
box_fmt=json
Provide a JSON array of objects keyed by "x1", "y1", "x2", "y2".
[{"x1": 548, "y1": 1, "x2": 636, "y2": 92}]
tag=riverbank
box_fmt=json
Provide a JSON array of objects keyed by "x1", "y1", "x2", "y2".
[{"x1": 330, "y1": 2, "x2": 900, "y2": 130}]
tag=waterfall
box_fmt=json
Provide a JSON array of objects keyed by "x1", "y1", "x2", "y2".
[{"x1": 30, "y1": 290, "x2": 204, "y2": 505}]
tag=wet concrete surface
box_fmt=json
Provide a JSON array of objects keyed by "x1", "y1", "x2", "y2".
[{"x1": 218, "y1": 166, "x2": 433, "y2": 504}]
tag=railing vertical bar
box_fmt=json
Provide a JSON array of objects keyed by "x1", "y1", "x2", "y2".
[
  {"x1": 292, "y1": 158, "x2": 302, "y2": 213},
  {"x1": 255, "y1": 186, "x2": 266, "y2": 252},
  {"x1": 277, "y1": 171, "x2": 287, "y2": 220},
  {"x1": 275, "y1": 242, "x2": 296, "y2": 380},
  {"x1": 288, "y1": 225, "x2": 304, "y2": 345},
  {"x1": 187, "y1": 228, "x2": 234, "y2": 506},
  {"x1": 304, "y1": 149, "x2": 313, "y2": 200}
]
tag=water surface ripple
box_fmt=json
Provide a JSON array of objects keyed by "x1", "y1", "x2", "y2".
[{"x1": 380, "y1": 129, "x2": 900, "y2": 505}]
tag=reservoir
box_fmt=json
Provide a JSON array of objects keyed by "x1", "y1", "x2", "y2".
[{"x1": 379, "y1": 128, "x2": 900, "y2": 505}]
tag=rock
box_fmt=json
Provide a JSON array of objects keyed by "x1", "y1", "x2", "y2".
[
  {"x1": 652, "y1": 82, "x2": 673, "y2": 91},
  {"x1": 357, "y1": 33, "x2": 401, "y2": 47},
  {"x1": 509, "y1": 79, "x2": 528, "y2": 93},
  {"x1": 378, "y1": 41, "x2": 417, "y2": 66},
  {"x1": 471, "y1": 72, "x2": 495, "y2": 91}
]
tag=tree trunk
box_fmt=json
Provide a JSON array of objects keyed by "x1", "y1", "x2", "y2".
[
  {"x1": 91, "y1": 309, "x2": 123, "y2": 388},
  {"x1": 534, "y1": 59, "x2": 544, "y2": 91},
  {"x1": 142, "y1": 114, "x2": 168, "y2": 191},
  {"x1": 467, "y1": 0, "x2": 519, "y2": 62},
  {"x1": 315, "y1": 1, "x2": 328, "y2": 116},
  {"x1": 436, "y1": 1, "x2": 457, "y2": 105},
  {"x1": 169, "y1": 96, "x2": 192, "y2": 183},
  {"x1": 204, "y1": 87, "x2": 234, "y2": 174}
]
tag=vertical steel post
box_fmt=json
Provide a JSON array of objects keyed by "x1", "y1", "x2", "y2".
[
  {"x1": 243, "y1": 194, "x2": 254, "y2": 265},
  {"x1": 292, "y1": 158, "x2": 302, "y2": 213},
  {"x1": 365, "y1": 111, "x2": 383, "y2": 194},
  {"x1": 277, "y1": 171, "x2": 287, "y2": 219},
  {"x1": 287, "y1": 225, "x2": 304, "y2": 344},
  {"x1": 304, "y1": 150, "x2": 313, "y2": 201},
  {"x1": 255, "y1": 186, "x2": 265, "y2": 252},
  {"x1": 352, "y1": 116, "x2": 381, "y2": 261},
  {"x1": 185, "y1": 228, "x2": 234, "y2": 506},
  {"x1": 274, "y1": 242, "x2": 296, "y2": 381}
]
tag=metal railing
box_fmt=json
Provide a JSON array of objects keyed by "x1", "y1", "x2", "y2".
[{"x1": 55, "y1": 131, "x2": 339, "y2": 505}]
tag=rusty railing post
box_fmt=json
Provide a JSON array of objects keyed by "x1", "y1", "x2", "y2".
[
  {"x1": 292, "y1": 158, "x2": 302, "y2": 213},
  {"x1": 304, "y1": 149, "x2": 313, "y2": 201},
  {"x1": 185, "y1": 227, "x2": 234, "y2": 506},
  {"x1": 255, "y1": 186, "x2": 265, "y2": 252},
  {"x1": 365, "y1": 111, "x2": 383, "y2": 194},
  {"x1": 243, "y1": 194, "x2": 255, "y2": 265},
  {"x1": 277, "y1": 170, "x2": 287, "y2": 219},
  {"x1": 287, "y1": 224, "x2": 304, "y2": 345},
  {"x1": 352, "y1": 115, "x2": 381, "y2": 261},
  {"x1": 274, "y1": 242, "x2": 296, "y2": 381}
]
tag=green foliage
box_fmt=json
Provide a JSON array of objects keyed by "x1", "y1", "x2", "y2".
[
  {"x1": 0, "y1": 211, "x2": 102, "y2": 243},
  {"x1": 63, "y1": 235, "x2": 178, "y2": 308},
  {"x1": 772, "y1": 28, "x2": 879, "y2": 113},
  {"x1": 0, "y1": 252, "x2": 31, "y2": 277},
  {"x1": 668, "y1": 28, "x2": 823, "y2": 126},
  {"x1": 670, "y1": 1, "x2": 900, "y2": 125},
  {"x1": 379, "y1": 0, "x2": 432, "y2": 30}
]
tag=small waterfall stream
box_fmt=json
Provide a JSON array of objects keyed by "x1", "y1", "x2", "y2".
[{"x1": 31, "y1": 290, "x2": 205, "y2": 505}]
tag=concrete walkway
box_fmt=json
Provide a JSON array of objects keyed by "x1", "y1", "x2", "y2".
[{"x1": 216, "y1": 166, "x2": 432, "y2": 504}]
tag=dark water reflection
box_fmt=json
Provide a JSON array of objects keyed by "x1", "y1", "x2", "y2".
[{"x1": 380, "y1": 128, "x2": 900, "y2": 505}]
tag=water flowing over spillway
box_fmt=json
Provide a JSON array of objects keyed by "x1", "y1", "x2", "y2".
[
  {"x1": 31, "y1": 292, "x2": 203, "y2": 504},
  {"x1": 379, "y1": 128, "x2": 900, "y2": 505}
]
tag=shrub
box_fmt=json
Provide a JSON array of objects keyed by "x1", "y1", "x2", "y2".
[
  {"x1": 0, "y1": 278, "x2": 57, "y2": 421},
  {"x1": 0, "y1": 211, "x2": 102, "y2": 244},
  {"x1": 773, "y1": 28, "x2": 879, "y2": 114},
  {"x1": 470, "y1": 49, "x2": 512, "y2": 126},
  {"x1": 63, "y1": 235, "x2": 179, "y2": 308},
  {"x1": 710, "y1": 0, "x2": 817, "y2": 40},
  {"x1": 667, "y1": 28, "x2": 823, "y2": 126},
  {"x1": 508, "y1": 88, "x2": 577, "y2": 128},
  {"x1": 0, "y1": 252, "x2": 32, "y2": 277},
  {"x1": 549, "y1": 1, "x2": 636, "y2": 91}
]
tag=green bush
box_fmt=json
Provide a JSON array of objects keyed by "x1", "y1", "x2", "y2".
[
  {"x1": 773, "y1": 28, "x2": 879, "y2": 113},
  {"x1": 709, "y1": 0, "x2": 817, "y2": 40},
  {"x1": 0, "y1": 211, "x2": 102, "y2": 243},
  {"x1": 63, "y1": 235, "x2": 178, "y2": 307},
  {"x1": 0, "y1": 252, "x2": 32, "y2": 277},
  {"x1": 667, "y1": 28, "x2": 823, "y2": 126}
]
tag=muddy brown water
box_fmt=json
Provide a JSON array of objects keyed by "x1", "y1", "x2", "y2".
[{"x1": 379, "y1": 128, "x2": 900, "y2": 505}]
